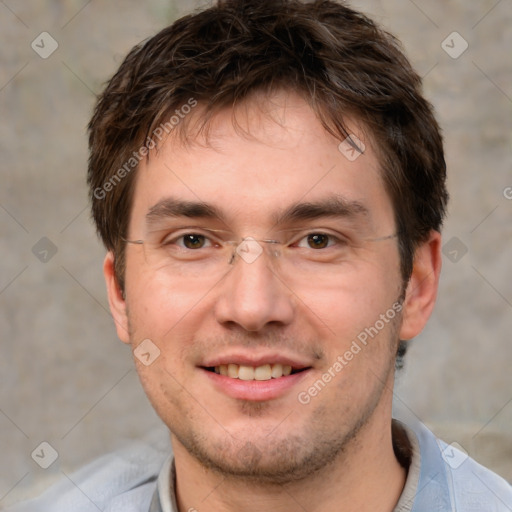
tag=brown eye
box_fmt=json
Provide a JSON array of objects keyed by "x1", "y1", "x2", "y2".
[
  {"x1": 306, "y1": 234, "x2": 329, "y2": 249},
  {"x1": 182, "y1": 234, "x2": 207, "y2": 249}
]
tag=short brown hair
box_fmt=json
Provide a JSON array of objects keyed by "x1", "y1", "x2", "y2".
[{"x1": 88, "y1": 0, "x2": 448, "y2": 292}]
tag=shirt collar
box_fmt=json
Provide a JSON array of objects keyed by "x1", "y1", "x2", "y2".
[{"x1": 149, "y1": 455, "x2": 176, "y2": 512}]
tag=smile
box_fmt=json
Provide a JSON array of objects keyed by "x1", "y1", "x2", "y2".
[{"x1": 206, "y1": 363, "x2": 305, "y2": 381}]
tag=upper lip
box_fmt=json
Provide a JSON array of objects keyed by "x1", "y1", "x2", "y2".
[{"x1": 200, "y1": 351, "x2": 313, "y2": 370}]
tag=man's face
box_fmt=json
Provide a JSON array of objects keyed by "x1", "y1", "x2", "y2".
[{"x1": 112, "y1": 93, "x2": 406, "y2": 482}]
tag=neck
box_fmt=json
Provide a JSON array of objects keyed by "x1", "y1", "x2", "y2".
[{"x1": 172, "y1": 407, "x2": 406, "y2": 512}]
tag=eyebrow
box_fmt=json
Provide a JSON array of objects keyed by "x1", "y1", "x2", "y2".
[
  {"x1": 146, "y1": 198, "x2": 225, "y2": 225},
  {"x1": 274, "y1": 196, "x2": 370, "y2": 225},
  {"x1": 145, "y1": 195, "x2": 370, "y2": 228}
]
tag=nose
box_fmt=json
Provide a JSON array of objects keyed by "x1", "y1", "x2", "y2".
[{"x1": 213, "y1": 242, "x2": 295, "y2": 332}]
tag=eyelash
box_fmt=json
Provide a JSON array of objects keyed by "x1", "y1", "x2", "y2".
[{"x1": 162, "y1": 231, "x2": 348, "y2": 250}]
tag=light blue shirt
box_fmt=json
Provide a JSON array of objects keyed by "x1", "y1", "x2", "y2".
[{"x1": 6, "y1": 420, "x2": 512, "y2": 511}]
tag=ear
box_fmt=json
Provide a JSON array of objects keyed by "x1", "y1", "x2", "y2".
[
  {"x1": 103, "y1": 251, "x2": 130, "y2": 344},
  {"x1": 399, "y1": 231, "x2": 442, "y2": 340}
]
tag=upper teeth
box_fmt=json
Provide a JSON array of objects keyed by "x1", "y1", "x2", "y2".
[{"x1": 214, "y1": 363, "x2": 292, "y2": 381}]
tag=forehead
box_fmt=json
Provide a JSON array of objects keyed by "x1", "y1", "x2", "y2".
[{"x1": 129, "y1": 92, "x2": 395, "y2": 234}]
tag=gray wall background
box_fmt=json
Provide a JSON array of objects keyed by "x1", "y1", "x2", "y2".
[{"x1": 1, "y1": 0, "x2": 511, "y2": 506}]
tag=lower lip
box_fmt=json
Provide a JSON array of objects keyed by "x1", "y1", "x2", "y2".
[{"x1": 201, "y1": 368, "x2": 311, "y2": 401}]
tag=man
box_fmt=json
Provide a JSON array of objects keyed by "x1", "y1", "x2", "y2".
[{"x1": 9, "y1": 0, "x2": 512, "y2": 510}]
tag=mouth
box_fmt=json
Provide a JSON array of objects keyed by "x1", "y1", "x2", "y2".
[
  {"x1": 200, "y1": 358, "x2": 312, "y2": 401},
  {"x1": 202, "y1": 363, "x2": 309, "y2": 381}
]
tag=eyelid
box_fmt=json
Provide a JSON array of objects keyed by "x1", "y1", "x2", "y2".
[
  {"x1": 156, "y1": 227, "x2": 231, "y2": 242},
  {"x1": 153, "y1": 225, "x2": 357, "y2": 247},
  {"x1": 285, "y1": 229, "x2": 350, "y2": 247},
  {"x1": 159, "y1": 229, "x2": 227, "y2": 248}
]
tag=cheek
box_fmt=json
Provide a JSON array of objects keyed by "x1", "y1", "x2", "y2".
[
  {"x1": 296, "y1": 256, "x2": 401, "y2": 336},
  {"x1": 134, "y1": 361, "x2": 188, "y2": 429},
  {"x1": 124, "y1": 267, "x2": 216, "y2": 379},
  {"x1": 125, "y1": 264, "x2": 210, "y2": 336}
]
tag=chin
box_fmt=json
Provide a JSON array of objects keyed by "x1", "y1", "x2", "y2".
[{"x1": 172, "y1": 419, "x2": 354, "y2": 485}]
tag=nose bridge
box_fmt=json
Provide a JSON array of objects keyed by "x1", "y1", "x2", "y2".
[
  {"x1": 214, "y1": 237, "x2": 293, "y2": 331},
  {"x1": 232, "y1": 237, "x2": 279, "y2": 266}
]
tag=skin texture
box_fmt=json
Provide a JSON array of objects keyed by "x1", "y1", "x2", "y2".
[{"x1": 104, "y1": 92, "x2": 441, "y2": 512}]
